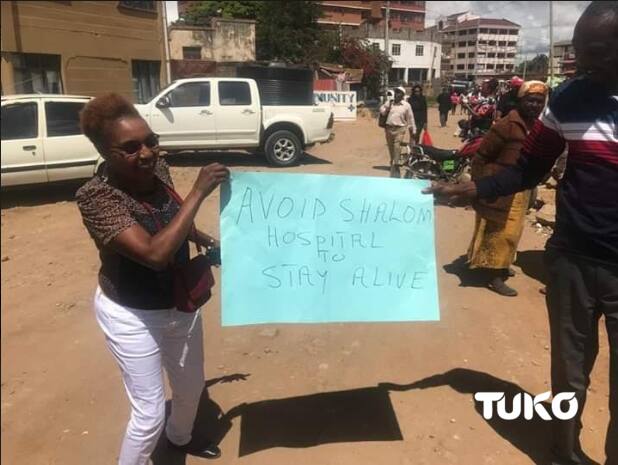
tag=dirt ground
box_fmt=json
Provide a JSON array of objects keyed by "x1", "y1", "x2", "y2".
[{"x1": 1, "y1": 107, "x2": 611, "y2": 465}]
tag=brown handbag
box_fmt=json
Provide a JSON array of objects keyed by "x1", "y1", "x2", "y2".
[{"x1": 142, "y1": 185, "x2": 215, "y2": 313}]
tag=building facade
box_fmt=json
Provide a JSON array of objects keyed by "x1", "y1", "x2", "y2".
[
  {"x1": 348, "y1": 26, "x2": 440, "y2": 84},
  {"x1": 317, "y1": 1, "x2": 426, "y2": 31},
  {"x1": 438, "y1": 12, "x2": 520, "y2": 80},
  {"x1": 169, "y1": 18, "x2": 255, "y2": 78},
  {"x1": 552, "y1": 40, "x2": 576, "y2": 77},
  {"x1": 1, "y1": 0, "x2": 168, "y2": 103}
]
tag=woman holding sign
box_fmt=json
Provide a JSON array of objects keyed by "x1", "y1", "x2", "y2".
[{"x1": 76, "y1": 93, "x2": 229, "y2": 465}]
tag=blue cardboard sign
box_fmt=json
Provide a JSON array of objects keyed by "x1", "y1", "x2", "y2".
[{"x1": 219, "y1": 172, "x2": 439, "y2": 326}]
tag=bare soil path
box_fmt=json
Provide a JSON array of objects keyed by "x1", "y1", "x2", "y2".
[{"x1": 1, "y1": 108, "x2": 610, "y2": 465}]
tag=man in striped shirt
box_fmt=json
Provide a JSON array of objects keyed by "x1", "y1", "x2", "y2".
[{"x1": 427, "y1": 2, "x2": 617, "y2": 464}]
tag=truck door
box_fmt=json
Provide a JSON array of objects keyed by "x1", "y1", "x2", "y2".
[
  {"x1": 149, "y1": 81, "x2": 216, "y2": 148},
  {"x1": 215, "y1": 80, "x2": 260, "y2": 145},
  {"x1": 1, "y1": 100, "x2": 47, "y2": 186}
]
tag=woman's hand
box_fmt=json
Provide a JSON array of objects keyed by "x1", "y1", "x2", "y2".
[
  {"x1": 422, "y1": 181, "x2": 478, "y2": 206},
  {"x1": 193, "y1": 163, "x2": 230, "y2": 198}
]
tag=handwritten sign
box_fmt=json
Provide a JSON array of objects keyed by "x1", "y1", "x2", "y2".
[
  {"x1": 219, "y1": 172, "x2": 439, "y2": 326},
  {"x1": 313, "y1": 91, "x2": 357, "y2": 120}
]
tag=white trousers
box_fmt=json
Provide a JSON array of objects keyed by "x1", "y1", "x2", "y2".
[{"x1": 94, "y1": 287, "x2": 205, "y2": 465}]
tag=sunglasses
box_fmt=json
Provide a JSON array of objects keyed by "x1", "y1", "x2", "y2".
[{"x1": 111, "y1": 133, "x2": 160, "y2": 156}]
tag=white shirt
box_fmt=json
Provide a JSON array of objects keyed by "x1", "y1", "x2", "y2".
[{"x1": 380, "y1": 100, "x2": 415, "y2": 130}]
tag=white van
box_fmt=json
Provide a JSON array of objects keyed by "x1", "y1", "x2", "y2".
[{"x1": 1, "y1": 95, "x2": 102, "y2": 187}]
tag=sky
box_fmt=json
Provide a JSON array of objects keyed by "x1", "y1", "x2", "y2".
[
  {"x1": 164, "y1": 1, "x2": 590, "y2": 61},
  {"x1": 165, "y1": 1, "x2": 178, "y2": 22},
  {"x1": 426, "y1": 1, "x2": 591, "y2": 59}
]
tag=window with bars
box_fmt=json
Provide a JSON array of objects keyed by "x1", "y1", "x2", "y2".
[
  {"x1": 415, "y1": 44, "x2": 424, "y2": 56},
  {"x1": 8, "y1": 52, "x2": 62, "y2": 94},
  {"x1": 391, "y1": 44, "x2": 401, "y2": 56},
  {"x1": 182, "y1": 47, "x2": 202, "y2": 60},
  {"x1": 132, "y1": 60, "x2": 160, "y2": 104}
]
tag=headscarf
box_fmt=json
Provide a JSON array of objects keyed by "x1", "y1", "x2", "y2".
[
  {"x1": 510, "y1": 75, "x2": 524, "y2": 88},
  {"x1": 518, "y1": 80, "x2": 549, "y2": 98}
]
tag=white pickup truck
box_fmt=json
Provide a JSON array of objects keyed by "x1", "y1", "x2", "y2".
[{"x1": 135, "y1": 78, "x2": 333, "y2": 167}]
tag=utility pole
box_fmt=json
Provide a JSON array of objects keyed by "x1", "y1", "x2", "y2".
[
  {"x1": 384, "y1": 1, "x2": 390, "y2": 95},
  {"x1": 161, "y1": 1, "x2": 172, "y2": 85},
  {"x1": 549, "y1": 0, "x2": 554, "y2": 83}
]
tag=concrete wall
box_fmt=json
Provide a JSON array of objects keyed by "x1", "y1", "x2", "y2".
[
  {"x1": 169, "y1": 19, "x2": 255, "y2": 63},
  {"x1": 1, "y1": 0, "x2": 167, "y2": 100}
]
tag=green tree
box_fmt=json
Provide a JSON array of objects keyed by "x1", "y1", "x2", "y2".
[
  {"x1": 182, "y1": 1, "x2": 260, "y2": 24},
  {"x1": 255, "y1": 1, "x2": 323, "y2": 62},
  {"x1": 330, "y1": 37, "x2": 391, "y2": 98},
  {"x1": 181, "y1": 1, "x2": 323, "y2": 63},
  {"x1": 516, "y1": 54, "x2": 549, "y2": 76}
]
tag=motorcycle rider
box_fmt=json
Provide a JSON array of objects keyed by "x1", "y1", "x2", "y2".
[
  {"x1": 459, "y1": 79, "x2": 498, "y2": 139},
  {"x1": 496, "y1": 76, "x2": 524, "y2": 119}
]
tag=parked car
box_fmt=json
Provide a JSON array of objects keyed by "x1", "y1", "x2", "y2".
[
  {"x1": 134, "y1": 78, "x2": 334, "y2": 167},
  {"x1": 1, "y1": 94, "x2": 102, "y2": 187}
]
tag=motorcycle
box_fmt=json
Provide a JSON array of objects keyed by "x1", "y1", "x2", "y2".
[{"x1": 401, "y1": 135, "x2": 483, "y2": 183}]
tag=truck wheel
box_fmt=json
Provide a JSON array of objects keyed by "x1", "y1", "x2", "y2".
[{"x1": 264, "y1": 130, "x2": 302, "y2": 167}]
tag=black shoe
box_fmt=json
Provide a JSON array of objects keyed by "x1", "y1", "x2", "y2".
[
  {"x1": 168, "y1": 439, "x2": 221, "y2": 459},
  {"x1": 507, "y1": 267, "x2": 516, "y2": 277},
  {"x1": 488, "y1": 277, "x2": 518, "y2": 297}
]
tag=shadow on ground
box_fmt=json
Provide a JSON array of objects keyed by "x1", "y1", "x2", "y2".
[
  {"x1": 1, "y1": 180, "x2": 85, "y2": 209},
  {"x1": 151, "y1": 374, "x2": 251, "y2": 465},
  {"x1": 0, "y1": 150, "x2": 332, "y2": 209},
  {"x1": 164, "y1": 150, "x2": 331, "y2": 168},
  {"x1": 151, "y1": 368, "x2": 592, "y2": 464},
  {"x1": 381, "y1": 368, "x2": 599, "y2": 465},
  {"x1": 443, "y1": 254, "x2": 489, "y2": 288},
  {"x1": 514, "y1": 250, "x2": 547, "y2": 285}
]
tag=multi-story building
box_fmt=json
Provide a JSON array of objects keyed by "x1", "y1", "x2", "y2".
[
  {"x1": 318, "y1": 1, "x2": 426, "y2": 31},
  {"x1": 437, "y1": 12, "x2": 520, "y2": 80},
  {"x1": 354, "y1": 26, "x2": 441, "y2": 83},
  {"x1": 1, "y1": 0, "x2": 168, "y2": 103},
  {"x1": 552, "y1": 40, "x2": 576, "y2": 77}
]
